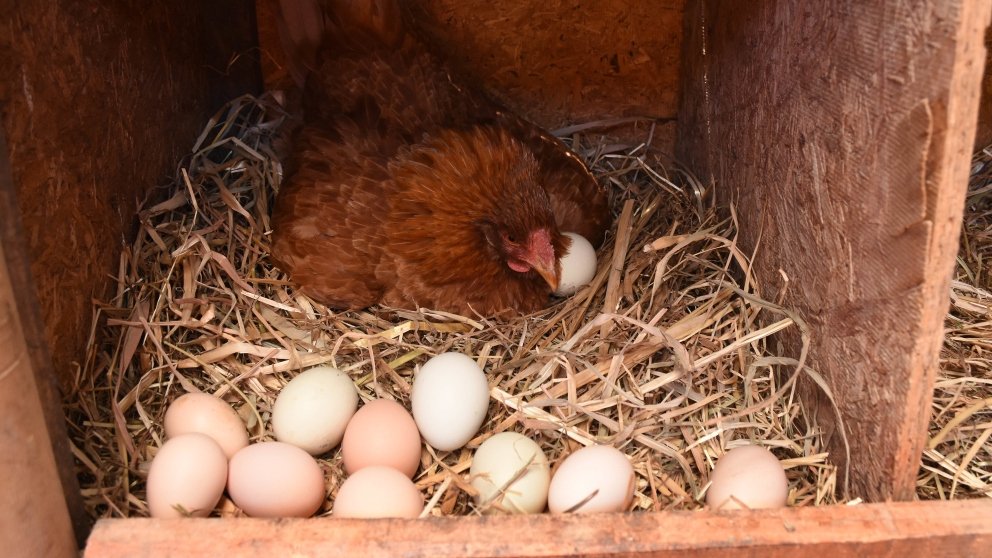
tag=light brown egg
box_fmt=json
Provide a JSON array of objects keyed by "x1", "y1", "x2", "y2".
[
  {"x1": 341, "y1": 399, "x2": 422, "y2": 477},
  {"x1": 706, "y1": 445, "x2": 788, "y2": 510},
  {"x1": 332, "y1": 466, "x2": 424, "y2": 518},
  {"x1": 227, "y1": 441, "x2": 326, "y2": 517},
  {"x1": 146, "y1": 433, "x2": 228, "y2": 518},
  {"x1": 164, "y1": 392, "x2": 249, "y2": 459}
]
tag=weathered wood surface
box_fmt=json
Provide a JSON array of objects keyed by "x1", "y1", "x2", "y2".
[
  {"x1": 678, "y1": 0, "x2": 992, "y2": 501},
  {"x1": 256, "y1": 0, "x2": 684, "y2": 152},
  {"x1": 0, "y1": 128, "x2": 76, "y2": 557},
  {"x1": 0, "y1": 0, "x2": 259, "y2": 396},
  {"x1": 84, "y1": 500, "x2": 992, "y2": 558}
]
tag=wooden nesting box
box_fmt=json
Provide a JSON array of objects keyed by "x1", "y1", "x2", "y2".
[{"x1": 1, "y1": 1, "x2": 991, "y2": 556}]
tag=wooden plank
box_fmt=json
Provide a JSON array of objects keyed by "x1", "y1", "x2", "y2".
[
  {"x1": 84, "y1": 500, "x2": 992, "y2": 558},
  {"x1": 0, "y1": 131, "x2": 77, "y2": 556},
  {"x1": 677, "y1": 0, "x2": 992, "y2": 501},
  {"x1": 257, "y1": 0, "x2": 684, "y2": 151},
  {"x1": 0, "y1": 113, "x2": 88, "y2": 547}
]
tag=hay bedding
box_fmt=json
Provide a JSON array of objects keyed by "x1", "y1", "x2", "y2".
[
  {"x1": 69, "y1": 93, "x2": 841, "y2": 519},
  {"x1": 918, "y1": 146, "x2": 992, "y2": 500}
]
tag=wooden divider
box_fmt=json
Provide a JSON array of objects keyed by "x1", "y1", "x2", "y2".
[
  {"x1": 677, "y1": 0, "x2": 992, "y2": 501},
  {"x1": 84, "y1": 500, "x2": 992, "y2": 558}
]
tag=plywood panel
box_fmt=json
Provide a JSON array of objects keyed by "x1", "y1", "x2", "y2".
[
  {"x1": 257, "y1": 0, "x2": 683, "y2": 152},
  {"x1": 0, "y1": 132, "x2": 76, "y2": 557},
  {"x1": 0, "y1": 0, "x2": 259, "y2": 393},
  {"x1": 84, "y1": 500, "x2": 992, "y2": 558},
  {"x1": 677, "y1": 0, "x2": 991, "y2": 500}
]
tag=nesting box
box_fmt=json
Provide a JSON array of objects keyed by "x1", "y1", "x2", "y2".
[{"x1": 1, "y1": 1, "x2": 991, "y2": 556}]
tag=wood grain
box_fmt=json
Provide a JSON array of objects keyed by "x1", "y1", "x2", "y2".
[
  {"x1": 256, "y1": 0, "x2": 683, "y2": 152},
  {"x1": 677, "y1": 0, "x2": 992, "y2": 501},
  {"x1": 84, "y1": 500, "x2": 992, "y2": 558},
  {"x1": 0, "y1": 0, "x2": 259, "y2": 394},
  {"x1": 0, "y1": 132, "x2": 76, "y2": 556}
]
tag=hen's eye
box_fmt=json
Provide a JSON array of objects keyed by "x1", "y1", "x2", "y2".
[{"x1": 506, "y1": 234, "x2": 517, "y2": 243}]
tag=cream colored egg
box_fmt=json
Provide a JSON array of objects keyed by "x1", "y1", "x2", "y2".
[
  {"x1": 470, "y1": 432, "x2": 550, "y2": 514},
  {"x1": 547, "y1": 445, "x2": 635, "y2": 513},
  {"x1": 411, "y1": 352, "x2": 490, "y2": 451},
  {"x1": 342, "y1": 399, "x2": 422, "y2": 477},
  {"x1": 706, "y1": 445, "x2": 788, "y2": 510},
  {"x1": 332, "y1": 466, "x2": 424, "y2": 518},
  {"x1": 227, "y1": 441, "x2": 326, "y2": 517},
  {"x1": 164, "y1": 392, "x2": 249, "y2": 459},
  {"x1": 146, "y1": 433, "x2": 228, "y2": 518},
  {"x1": 272, "y1": 366, "x2": 358, "y2": 455},
  {"x1": 555, "y1": 232, "x2": 597, "y2": 296}
]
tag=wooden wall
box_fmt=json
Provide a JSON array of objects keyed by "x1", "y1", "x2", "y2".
[
  {"x1": 257, "y1": 0, "x2": 685, "y2": 152},
  {"x1": 0, "y1": 0, "x2": 259, "y2": 393},
  {"x1": 0, "y1": 0, "x2": 259, "y2": 543}
]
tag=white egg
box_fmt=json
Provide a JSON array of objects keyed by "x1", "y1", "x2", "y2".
[
  {"x1": 548, "y1": 445, "x2": 635, "y2": 513},
  {"x1": 471, "y1": 432, "x2": 551, "y2": 514},
  {"x1": 411, "y1": 352, "x2": 490, "y2": 451},
  {"x1": 556, "y1": 232, "x2": 597, "y2": 296},
  {"x1": 271, "y1": 366, "x2": 358, "y2": 455},
  {"x1": 706, "y1": 445, "x2": 788, "y2": 510}
]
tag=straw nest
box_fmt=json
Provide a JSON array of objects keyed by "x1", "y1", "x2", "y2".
[
  {"x1": 918, "y1": 145, "x2": 992, "y2": 500},
  {"x1": 69, "y1": 93, "x2": 842, "y2": 519}
]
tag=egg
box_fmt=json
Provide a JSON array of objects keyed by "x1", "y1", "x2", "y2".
[
  {"x1": 163, "y1": 392, "x2": 250, "y2": 458},
  {"x1": 411, "y1": 352, "x2": 490, "y2": 451},
  {"x1": 342, "y1": 398, "x2": 422, "y2": 477},
  {"x1": 470, "y1": 432, "x2": 550, "y2": 514},
  {"x1": 146, "y1": 433, "x2": 228, "y2": 518},
  {"x1": 555, "y1": 232, "x2": 597, "y2": 296},
  {"x1": 547, "y1": 445, "x2": 635, "y2": 513},
  {"x1": 271, "y1": 366, "x2": 358, "y2": 455},
  {"x1": 332, "y1": 466, "x2": 424, "y2": 518},
  {"x1": 227, "y1": 441, "x2": 326, "y2": 517},
  {"x1": 706, "y1": 445, "x2": 788, "y2": 510}
]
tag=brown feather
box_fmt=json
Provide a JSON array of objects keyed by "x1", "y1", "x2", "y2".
[{"x1": 271, "y1": 0, "x2": 610, "y2": 316}]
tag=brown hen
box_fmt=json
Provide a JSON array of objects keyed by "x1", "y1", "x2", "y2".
[{"x1": 270, "y1": 0, "x2": 610, "y2": 316}]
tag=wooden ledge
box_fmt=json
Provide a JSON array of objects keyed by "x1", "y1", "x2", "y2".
[{"x1": 84, "y1": 499, "x2": 992, "y2": 557}]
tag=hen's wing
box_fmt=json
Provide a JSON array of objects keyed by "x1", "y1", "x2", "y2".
[
  {"x1": 270, "y1": 120, "x2": 390, "y2": 309},
  {"x1": 272, "y1": 38, "x2": 494, "y2": 310}
]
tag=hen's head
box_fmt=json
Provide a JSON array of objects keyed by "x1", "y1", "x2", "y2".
[{"x1": 477, "y1": 215, "x2": 566, "y2": 293}]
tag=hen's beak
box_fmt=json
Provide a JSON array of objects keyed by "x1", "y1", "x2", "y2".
[{"x1": 533, "y1": 257, "x2": 560, "y2": 293}]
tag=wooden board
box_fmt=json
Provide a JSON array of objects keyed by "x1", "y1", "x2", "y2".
[
  {"x1": 0, "y1": 0, "x2": 260, "y2": 395},
  {"x1": 84, "y1": 500, "x2": 992, "y2": 558},
  {"x1": 677, "y1": 0, "x2": 992, "y2": 501},
  {"x1": 0, "y1": 127, "x2": 76, "y2": 557},
  {"x1": 255, "y1": 0, "x2": 683, "y2": 152}
]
